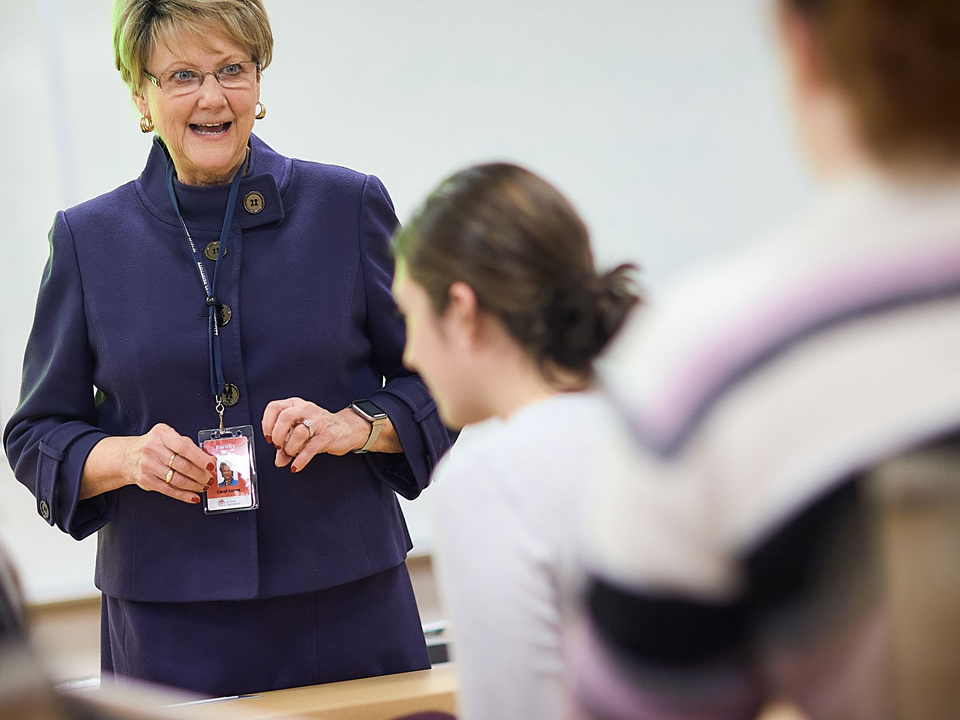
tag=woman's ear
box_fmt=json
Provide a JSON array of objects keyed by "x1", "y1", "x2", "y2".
[
  {"x1": 133, "y1": 89, "x2": 150, "y2": 120},
  {"x1": 777, "y1": 2, "x2": 828, "y2": 100},
  {"x1": 777, "y1": 4, "x2": 860, "y2": 176},
  {"x1": 444, "y1": 281, "x2": 480, "y2": 346}
]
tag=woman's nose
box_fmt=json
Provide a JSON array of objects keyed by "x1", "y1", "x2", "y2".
[{"x1": 195, "y1": 74, "x2": 228, "y2": 106}]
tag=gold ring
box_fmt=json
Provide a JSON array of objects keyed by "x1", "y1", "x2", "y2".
[
  {"x1": 164, "y1": 469, "x2": 174, "y2": 484},
  {"x1": 302, "y1": 419, "x2": 315, "y2": 438},
  {"x1": 167, "y1": 454, "x2": 176, "y2": 468}
]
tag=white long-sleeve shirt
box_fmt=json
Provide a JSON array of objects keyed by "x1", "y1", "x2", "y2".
[{"x1": 431, "y1": 392, "x2": 621, "y2": 720}]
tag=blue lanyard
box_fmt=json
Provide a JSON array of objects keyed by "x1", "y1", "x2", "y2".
[{"x1": 165, "y1": 159, "x2": 244, "y2": 425}]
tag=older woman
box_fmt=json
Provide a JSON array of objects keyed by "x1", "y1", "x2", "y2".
[
  {"x1": 576, "y1": 0, "x2": 960, "y2": 718},
  {"x1": 3, "y1": 0, "x2": 452, "y2": 697}
]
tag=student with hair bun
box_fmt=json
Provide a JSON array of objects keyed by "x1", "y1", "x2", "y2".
[{"x1": 392, "y1": 162, "x2": 640, "y2": 720}]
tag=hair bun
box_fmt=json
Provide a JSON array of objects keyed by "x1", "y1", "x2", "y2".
[{"x1": 538, "y1": 263, "x2": 640, "y2": 375}]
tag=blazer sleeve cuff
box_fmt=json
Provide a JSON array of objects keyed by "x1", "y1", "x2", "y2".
[
  {"x1": 35, "y1": 424, "x2": 114, "y2": 540},
  {"x1": 366, "y1": 384, "x2": 451, "y2": 500}
]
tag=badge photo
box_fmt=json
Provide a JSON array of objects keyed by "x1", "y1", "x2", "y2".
[{"x1": 199, "y1": 425, "x2": 259, "y2": 514}]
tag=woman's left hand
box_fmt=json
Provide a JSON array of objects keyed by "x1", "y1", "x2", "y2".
[{"x1": 262, "y1": 397, "x2": 375, "y2": 472}]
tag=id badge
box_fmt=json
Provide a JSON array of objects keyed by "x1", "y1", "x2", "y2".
[{"x1": 199, "y1": 425, "x2": 259, "y2": 514}]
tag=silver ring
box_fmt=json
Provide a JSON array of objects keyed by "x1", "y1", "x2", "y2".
[{"x1": 302, "y1": 418, "x2": 315, "y2": 438}]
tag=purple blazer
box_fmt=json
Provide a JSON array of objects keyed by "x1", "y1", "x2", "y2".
[{"x1": 4, "y1": 134, "x2": 453, "y2": 602}]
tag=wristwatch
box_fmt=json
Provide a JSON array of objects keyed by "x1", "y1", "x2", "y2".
[{"x1": 350, "y1": 399, "x2": 388, "y2": 453}]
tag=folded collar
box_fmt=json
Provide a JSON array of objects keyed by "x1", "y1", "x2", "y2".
[{"x1": 135, "y1": 133, "x2": 288, "y2": 232}]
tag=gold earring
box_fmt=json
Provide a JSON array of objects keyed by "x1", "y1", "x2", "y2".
[
  {"x1": 139, "y1": 115, "x2": 154, "y2": 133},
  {"x1": 255, "y1": 102, "x2": 266, "y2": 120}
]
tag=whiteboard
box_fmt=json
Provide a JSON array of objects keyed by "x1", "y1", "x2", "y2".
[{"x1": 0, "y1": 0, "x2": 811, "y2": 603}]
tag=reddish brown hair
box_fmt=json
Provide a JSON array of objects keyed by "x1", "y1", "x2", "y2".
[{"x1": 786, "y1": 0, "x2": 960, "y2": 164}]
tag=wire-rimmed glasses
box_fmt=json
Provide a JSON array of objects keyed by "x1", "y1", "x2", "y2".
[{"x1": 143, "y1": 60, "x2": 260, "y2": 96}]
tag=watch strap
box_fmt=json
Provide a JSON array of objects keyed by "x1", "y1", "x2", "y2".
[{"x1": 355, "y1": 416, "x2": 385, "y2": 453}]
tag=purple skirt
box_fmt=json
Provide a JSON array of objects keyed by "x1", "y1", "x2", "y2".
[{"x1": 101, "y1": 562, "x2": 429, "y2": 697}]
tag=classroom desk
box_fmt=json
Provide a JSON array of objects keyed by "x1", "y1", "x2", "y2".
[
  {"x1": 143, "y1": 665, "x2": 458, "y2": 720},
  {"x1": 158, "y1": 665, "x2": 807, "y2": 720},
  {"x1": 78, "y1": 663, "x2": 811, "y2": 720}
]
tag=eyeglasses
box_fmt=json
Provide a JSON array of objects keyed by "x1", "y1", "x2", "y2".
[{"x1": 144, "y1": 60, "x2": 260, "y2": 96}]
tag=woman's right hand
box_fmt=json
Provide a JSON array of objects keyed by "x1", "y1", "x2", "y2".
[{"x1": 81, "y1": 424, "x2": 217, "y2": 504}]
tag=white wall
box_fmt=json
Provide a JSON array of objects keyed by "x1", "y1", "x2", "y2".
[{"x1": 0, "y1": 0, "x2": 812, "y2": 603}]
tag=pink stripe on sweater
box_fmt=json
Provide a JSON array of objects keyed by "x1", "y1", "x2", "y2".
[{"x1": 639, "y1": 245, "x2": 960, "y2": 448}]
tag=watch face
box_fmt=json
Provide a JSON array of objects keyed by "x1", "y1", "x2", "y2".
[{"x1": 353, "y1": 399, "x2": 387, "y2": 420}]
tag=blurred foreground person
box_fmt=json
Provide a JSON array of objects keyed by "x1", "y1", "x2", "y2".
[
  {"x1": 577, "y1": 1, "x2": 960, "y2": 718},
  {"x1": 392, "y1": 163, "x2": 639, "y2": 720}
]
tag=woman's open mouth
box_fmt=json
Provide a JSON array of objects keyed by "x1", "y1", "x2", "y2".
[{"x1": 190, "y1": 122, "x2": 232, "y2": 135}]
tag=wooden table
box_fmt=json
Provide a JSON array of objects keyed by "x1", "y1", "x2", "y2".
[
  {"x1": 82, "y1": 664, "x2": 457, "y2": 720},
  {"x1": 81, "y1": 662, "x2": 807, "y2": 720}
]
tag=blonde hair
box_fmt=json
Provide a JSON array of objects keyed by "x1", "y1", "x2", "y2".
[{"x1": 113, "y1": 0, "x2": 273, "y2": 93}]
